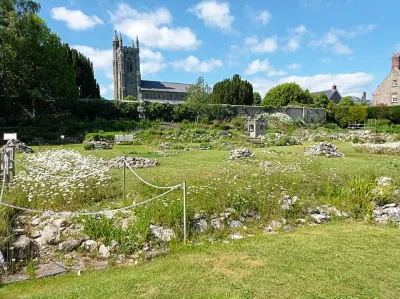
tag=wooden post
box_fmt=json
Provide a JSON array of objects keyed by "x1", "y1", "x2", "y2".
[
  {"x1": 183, "y1": 180, "x2": 187, "y2": 244},
  {"x1": 123, "y1": 154, "x2": 126, "y2": 200},
  {"x1": 4, "y1": 153, "x2": 9, "y2": 191}
]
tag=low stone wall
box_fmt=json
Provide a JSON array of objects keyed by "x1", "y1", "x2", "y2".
[{"x1": 230, "y1": 105, "x2": 326, "y2": 123}]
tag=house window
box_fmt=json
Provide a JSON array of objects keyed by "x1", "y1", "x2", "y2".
[
  {"x1": 394, "y1": 80, "x2": 398, "y2": 87},
  {"x1": 392, "y1": 93, "x2": 398, "y2": 103},
  {"x1": 249, "y1": 125, "x2": 254, "y2": 132}
]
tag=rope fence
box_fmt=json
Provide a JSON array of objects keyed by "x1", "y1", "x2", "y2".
[{"x1": 0, "y1": 151, "x2": 188, "y2": 242}]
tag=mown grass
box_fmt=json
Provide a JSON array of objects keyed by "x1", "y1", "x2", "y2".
[{"x1": 1, "y1": 223, "x2": 399, "y2": 299}]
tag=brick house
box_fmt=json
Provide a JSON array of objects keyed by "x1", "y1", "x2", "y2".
[{"x1": 373, "y1": 54, "x2": 400, "y2": 106}]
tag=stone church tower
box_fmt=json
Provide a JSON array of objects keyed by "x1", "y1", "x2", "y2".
[{"x1": 113, "y1": 31, "x2": 141, "y2": 100}]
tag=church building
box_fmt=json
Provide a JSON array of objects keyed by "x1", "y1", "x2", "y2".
[{"x1": 113, "y1": 31, "x2": 191, "y2": 103}]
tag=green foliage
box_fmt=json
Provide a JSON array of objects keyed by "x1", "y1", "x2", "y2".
[
  {"x1": 186, "y1": 77, "x2": 212, "y2": 122},
  {"x1": 212, "y1": 74, "x2": 253, "y2": 105},
  {"x1": 334, "y1": 107, "x2": 350, "y2": 127},
  {"x1": 82, "y1": 213, "x2": 151, "y2": 254},
  {"x1": 0, "y1": 0, "x2": 100, "y2": 124},
  {"x1": 313, "y1": 93, "x2": 330, "y2": 108},
  {"x1": 261, "y1": 83, "x2": 312, "y2": 107},
  {"x1": 338, "y1": 96, "x2": 355, "y2": 106},
  {"x1": 83, "y1": 143, "x2": 95, "y2": 150},
  {"x1": 253, "y1": 92, "x2": 262, "y2": 106},
  {"x1": 123, "y1": 95, "x2": 137, "y2": 101},
  {"x1": 348, "y1": 106, "x2": 368, "y2": 123}
]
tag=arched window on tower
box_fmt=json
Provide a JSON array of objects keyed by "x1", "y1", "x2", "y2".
[{"x1": 127, "y1": 58, "x2": 133, "y2": 72}]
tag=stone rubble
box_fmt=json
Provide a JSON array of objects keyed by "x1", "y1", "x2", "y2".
[
  {"x1": 373, "y1": 203, "x2": 400, "y2": 225},
  {"x1": 107, "y1": 156, "x2": 159, "y2": 169},
  {"x1": 229, "y1": 148, "x2": 253, "y2": 160},
  {"x1": 159, "y1": 142, "x2": 170, "y2": 150},
  {"x1": 305, "y1": 142, "x2": 344, "y2": 158},
  {"x1": 84, "y1": 140, "x2": 113, "y2": 150},
  {"x1": 150, "y1": 225, "x2": 175, "y2": 242},
  {"x1": 1, "y1": 139, "x2": 33, "y2": 153}
]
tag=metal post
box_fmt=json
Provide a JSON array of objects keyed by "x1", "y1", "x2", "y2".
[
  {"x1": 183, "y1": 180, "x2": 187, "y2": 244},
  {"x1": 123, "y1": 154, "x2": 126, "y2": 200}
]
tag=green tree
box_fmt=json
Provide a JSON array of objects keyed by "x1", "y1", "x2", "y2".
[
  {"x1": 338, "y1": 96, "x2": 355, "y2": 106},
  {"x1": 313, "y1": 93, "x2": 330, "y2": 108},
  {"x1": 212, "y1": 74, "x2": 253, "y2": 105},
  {"x1": 261, "y1": 83, "x2": 305, "y2": 106},
  {"x1": 186, "y1": 76, "x2": 211, "y2": 122},
  {"x1": 253, "y1": 92, "x2": 262, "y2": 106}
]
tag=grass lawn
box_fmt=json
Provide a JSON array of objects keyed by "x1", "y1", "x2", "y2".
[{"x1": 0, "y1": 222, "x2": 399, "y2": 299}]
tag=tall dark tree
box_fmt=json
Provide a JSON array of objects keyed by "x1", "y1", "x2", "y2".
[
  {"x1": 65, "y1": 45, "x2": 100, "y2": 99},
  {"x1": 0, "y1": 0, "x2": 100, "y2": 124},
  {"x1": 212, "y1": 74, "x2": 253, "y2": 105}
]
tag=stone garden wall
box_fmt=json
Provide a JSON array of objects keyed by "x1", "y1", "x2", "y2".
[{"x1": 230, "y1": 105, "x2": 326, "y2": 123}]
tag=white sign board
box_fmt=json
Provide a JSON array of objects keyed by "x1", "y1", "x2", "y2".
[
  {"x1": 60, "y1": 135, "x2": 65, "y2": 139},
  {"x1": 4, "y1": 133, "x2": 17, "y2": 141}
]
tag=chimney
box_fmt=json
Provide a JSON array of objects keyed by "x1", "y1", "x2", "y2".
[
  {"x1": 332, "y1": 84, "x2": 337, "y2": 90},
  {"x1": 392, "y1": 53, "x2": 400, "y2": 70}
]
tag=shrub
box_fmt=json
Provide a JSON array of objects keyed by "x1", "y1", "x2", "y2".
[
  {"x1": 348, "y1": 106, "x2": 368, "y2": 123},
  {"x1": 83, "y1": 143, "x2": 95, "y2": 150}
]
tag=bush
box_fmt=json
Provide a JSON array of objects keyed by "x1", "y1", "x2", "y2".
[
  {"x1": 83, "y1": 143, "x2": 95, "y2": 150},
  {"x1": 376, "y1": 119, "x2": 391, "y2": 126},
  {"x1": 334, "y1": 107, "x2": 350, "y2": 127},
  {"x1": 348, "y1": 106, "x2": 368, "y2": 123}
]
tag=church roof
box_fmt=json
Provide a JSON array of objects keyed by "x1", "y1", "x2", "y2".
[{"x1": 140, "y1": 80, "x2": 191, "y2": 93}]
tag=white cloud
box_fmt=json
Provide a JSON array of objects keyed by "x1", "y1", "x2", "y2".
[
  {"x1": 309, "y1": 25, "x2": 376, "y2": 55},
  {"x1": 245, "y1": 36, "x2": 278, "y2": 53},
  {"x1": 245, "y1": 59, "x2": 286, "y2": 77},
  {"x1": 171, "y1": 56, "x2": 223, "y2": 73},
  {"x1": 284, "y1": 25, "x2": 307, "y2": 52},
  {"x1": 189, "y1": 1, "x2": 234, "y2": 32},
  {"x1": 287, "y1": 63, "x2": 301, "y2": 70},
  {"x1": 109, "y1": 4, "x2": 200, "y2": 50},
  {"x1": 140, "y1": 48, "x2": 166, "y2": 75},
  {"x1": 255, "y1": 10, "x2": 272, "y2": 26},
  {"x1": 245, "y1": 59, "x2": 271, "y2": 75},
  {"x1": 321, "y1": 57, "x2": 332, "y2": 64},
  {"x1": 250, "y1": 72, "x2": 374, "y2": 98},
  {"x1": 50, "y1": 7, "x2": 103, "y2": 31}
]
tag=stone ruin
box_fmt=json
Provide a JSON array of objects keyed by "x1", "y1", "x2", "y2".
[
  {"x1": 304, "y1": 142, "x2": 344, "y2": 158},
  {"x1": 245, "y1": 114, "x2": 268, "y2": 138},
  {"x1": 107, "y1": 156, "x2": 159, "y2": 169},
  {"x1": 1, "y1": 139, "x2": 33, "y2": 153},
  {"x1": 229, "y1": 148, "x2": 253, "y2": 160}
]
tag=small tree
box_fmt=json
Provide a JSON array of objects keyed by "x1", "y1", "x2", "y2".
[
  {"x1": 186, "y1": 77, "x2": 211, "y2": 123},
  {"x1": 261, "y1": 82, "x2": 305, "y2": 106},
  {"x1": 338, "y1": 96, "x2": 355, "y2": 106},
  {"x1": 313, "y1": 93, "x2": 330, "y2": 108},
  {"x1": 253, "y1": 92, "x2": 262, "y2": 106}
]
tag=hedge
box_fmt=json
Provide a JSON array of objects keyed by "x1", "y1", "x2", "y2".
[{"x1": 334, "y1": 106, "x2": 400, "y2": 127}]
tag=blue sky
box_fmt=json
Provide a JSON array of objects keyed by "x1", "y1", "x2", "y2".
[{"x1": 39, "y1": 0, "x2": 400, "y2": 100}]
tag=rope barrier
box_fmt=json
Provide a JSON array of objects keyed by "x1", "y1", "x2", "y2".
[
  {"x1": 124, "y1": 157, "x2": 181, "y2": 190},
  {"x1": 0, "y1": 184, "x2": 181, "y2": 216},
  {"x1": 0, "y1": 153, "x2": 183, "y2": 216}
]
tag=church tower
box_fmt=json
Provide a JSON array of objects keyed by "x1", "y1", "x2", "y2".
[{"x1": 112, "y1": 31, "x2": 142, "y2": 100}]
